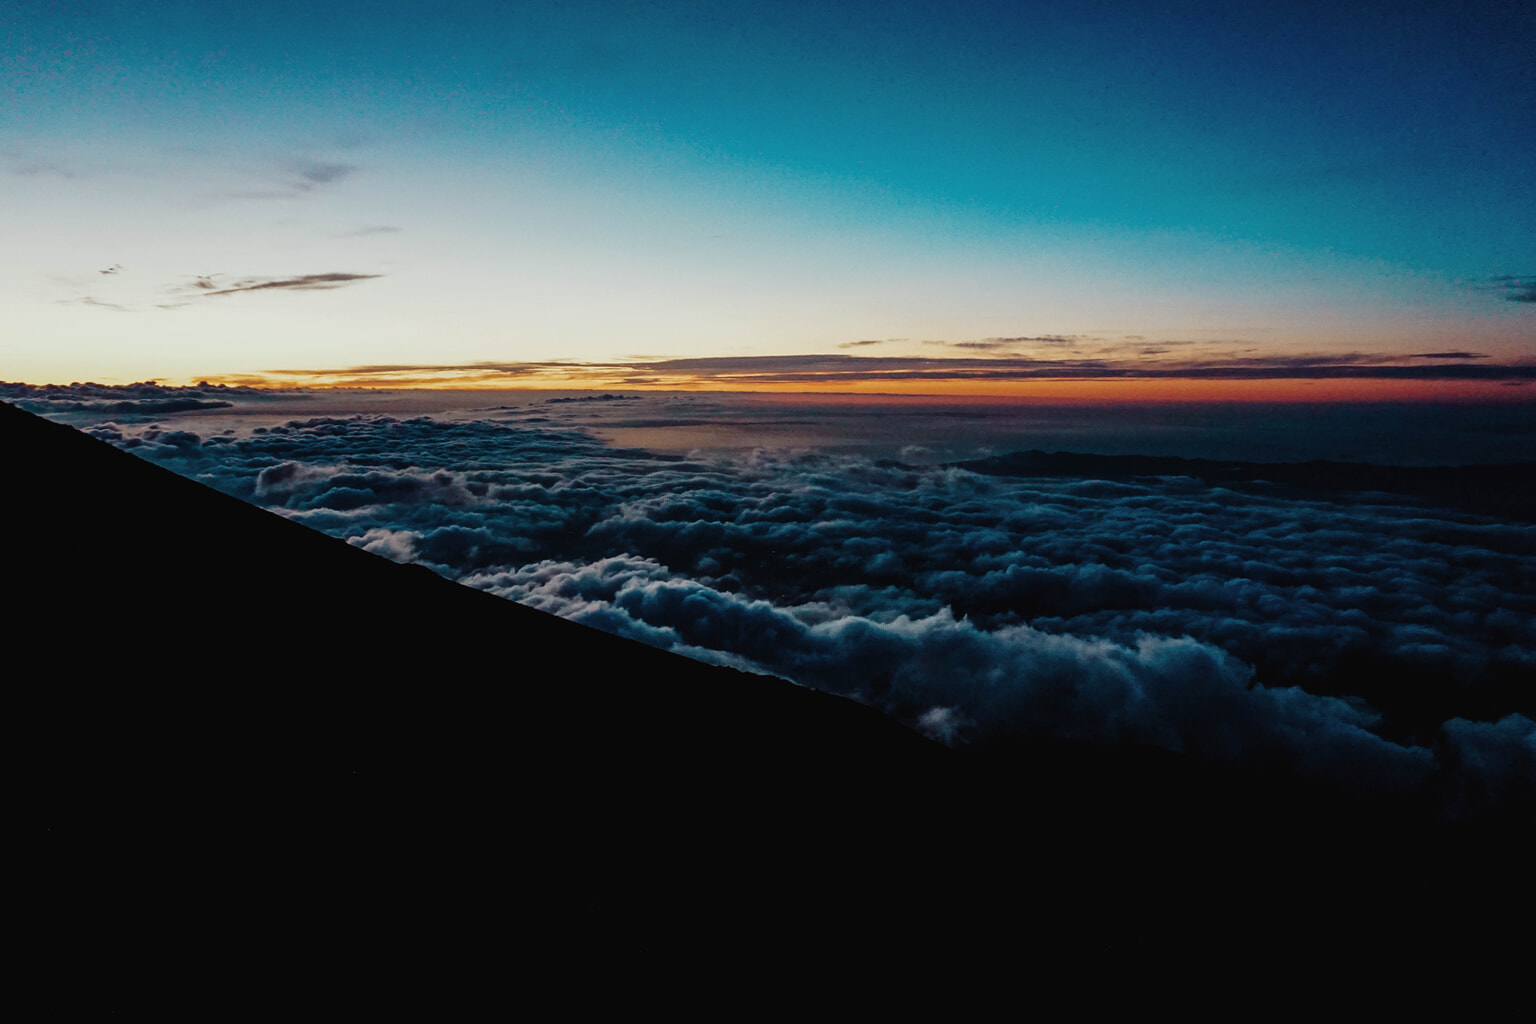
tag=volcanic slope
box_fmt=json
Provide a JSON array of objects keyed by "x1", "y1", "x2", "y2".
[{"x1": 9, "y1": 400, "x2": 1528, "y2": 987}]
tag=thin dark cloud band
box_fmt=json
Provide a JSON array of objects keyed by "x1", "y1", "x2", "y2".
[{"x1": 199, "y1": 272, "x2": 383, "y2": 296}]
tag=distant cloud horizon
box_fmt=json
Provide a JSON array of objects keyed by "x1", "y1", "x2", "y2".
[{"x1": 219, "y1": 350, "x2": 1536, "y2": 396}]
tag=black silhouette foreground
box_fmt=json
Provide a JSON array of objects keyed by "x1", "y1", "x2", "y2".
[{"x1": 10, "y1": 401, "x2": 1528, "y2": 1002}]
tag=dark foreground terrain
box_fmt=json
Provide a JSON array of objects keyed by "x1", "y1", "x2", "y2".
[{"x1": 9, "y1": 401, "x2": 1529, "y2": 1003}]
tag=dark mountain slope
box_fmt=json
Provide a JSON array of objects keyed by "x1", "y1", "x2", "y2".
[{"x1": 8, "y1": 401, "x2": 1528, "y2": 1000}]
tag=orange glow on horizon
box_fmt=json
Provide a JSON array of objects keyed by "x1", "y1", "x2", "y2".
[{"x1": 186, "y1": 368, "x2": 1536, "y2": 403}]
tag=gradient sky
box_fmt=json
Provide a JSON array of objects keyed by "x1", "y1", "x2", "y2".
[{"x1": 4, "y1": 0, "x2": 1533, "y2": 393}]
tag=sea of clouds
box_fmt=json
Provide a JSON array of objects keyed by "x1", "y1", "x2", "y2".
[{"x1": 81, "y1": 411, "x2": 1534, "y2": 812}]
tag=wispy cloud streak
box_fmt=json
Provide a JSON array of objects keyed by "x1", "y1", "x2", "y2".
[{"x1": 196, "y1": 272, "x2": 382, "y2": 297}]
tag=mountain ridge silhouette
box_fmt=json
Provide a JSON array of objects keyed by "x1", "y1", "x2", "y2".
[{"x1": 9, "y1": 399, "x2": 1527, "y2": 996}]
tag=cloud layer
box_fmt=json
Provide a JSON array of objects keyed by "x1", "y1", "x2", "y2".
[
  {"x1": 3, "y1": 379, "x2": 250, "y2": 414},
  {"x1": 67, "y1": 406, "x2": 1532, "y2": 815}
]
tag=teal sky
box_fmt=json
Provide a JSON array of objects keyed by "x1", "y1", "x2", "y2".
[{"x1": 4, "y1": 0, "x2": 1533, "y2": 390}]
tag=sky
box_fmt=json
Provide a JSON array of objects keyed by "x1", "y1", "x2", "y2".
[{"x1": 3, "y1": 0, "x2": 1534, "y2": 396}]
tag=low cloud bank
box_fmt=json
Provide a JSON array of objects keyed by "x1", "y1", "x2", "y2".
[
  {"x1": 82, "y1": 411, "x2": 1534, "y2": 812},
  {"x1": 2, "y1": 380, "x2": 253, "y2": 415}
]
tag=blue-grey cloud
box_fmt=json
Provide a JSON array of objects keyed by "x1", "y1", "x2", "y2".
[
  {"x1": 1489, "y1": 276, "x2": 1536, "y2": 303},
  {"x1": 220, "y1": 157, "x2": 364, "y2": 200},
  {"x1": 290, "y1": 160, "x2": 358, "y2": 190},
  {"x1": 9, "y1": 158, "x2": 75, "y2": 178}
]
